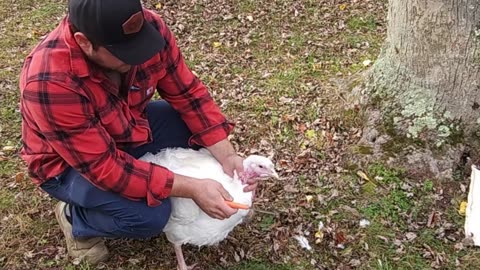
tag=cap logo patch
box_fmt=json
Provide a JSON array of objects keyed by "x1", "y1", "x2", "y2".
[{"x1": 122, "y1": 11, "x2": 143, "y2": 35}]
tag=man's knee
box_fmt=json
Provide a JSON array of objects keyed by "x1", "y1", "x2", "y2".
[{"x1": 132, "y1": 198, "x2": 172, "y2": 238}]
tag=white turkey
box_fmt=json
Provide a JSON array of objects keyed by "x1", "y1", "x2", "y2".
[{"x1": 140, "y1": 147, "x2": 278, "y2": 270}]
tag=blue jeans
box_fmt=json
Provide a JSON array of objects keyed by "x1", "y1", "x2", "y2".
[{"x1": 40, "y1": 101, "x2": 193, "y2": 239}]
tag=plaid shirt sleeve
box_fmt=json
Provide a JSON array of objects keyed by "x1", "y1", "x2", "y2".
[
  {"x1": 22, "y1": 80, "x2": 173, "y2": 207},
  {"x1": 148, "y1": 10, "x2": 234, "y2": 147}
]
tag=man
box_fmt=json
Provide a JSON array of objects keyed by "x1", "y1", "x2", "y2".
[{"x1": 19, "y1": 0, "x2": 258, "y2": 264}]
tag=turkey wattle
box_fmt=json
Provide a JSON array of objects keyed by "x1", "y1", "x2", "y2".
[{"x1": 140, "y1": 147, "x2": 278, "y2": 270}]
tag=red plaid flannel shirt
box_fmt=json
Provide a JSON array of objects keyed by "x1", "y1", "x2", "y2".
[{"x1": 19, "y1": 9, "x2": 234, "y2": 206}]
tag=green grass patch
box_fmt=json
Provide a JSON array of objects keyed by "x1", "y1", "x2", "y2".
[
  {"x1": 360, "y1": 164, "x2": 413, "y2": 225},
  {"x1": 259, "y1": 215, "x2": 275, "y2": 231},
  {"x1": 237, "y1": 0, "x2": 258, "y2": 13},
  {"x1": 0, "y1": 190, "x2": 15, "y2": 211},
  {"x1": 347, "y1": 15, "x2": 378, "y2": 32}
]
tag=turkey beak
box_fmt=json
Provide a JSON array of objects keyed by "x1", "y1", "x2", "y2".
[{"x1": 271, "y1": 170, "x2": 279, "y2": 179}]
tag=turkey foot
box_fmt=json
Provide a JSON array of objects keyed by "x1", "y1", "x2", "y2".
[{"x1": 174, "y1": 244, "x2": 198, "y2": 270}]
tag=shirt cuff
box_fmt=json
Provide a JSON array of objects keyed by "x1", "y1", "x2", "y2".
[
  {"x1": 188, "y1": 121, "x2": 235, "y2": 147},
  {"x1": 146, "y1": 164, "x2": 175, "y2": 207}
]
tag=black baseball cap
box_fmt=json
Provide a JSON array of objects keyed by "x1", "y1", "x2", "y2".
[{"x1": 68, "y1": 0, "x2": 166, "y2": 65}]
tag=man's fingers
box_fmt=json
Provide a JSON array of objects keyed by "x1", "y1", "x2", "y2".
[
  {"x1": 213, "y1": 214, "x2": 224, "y2": 220},
  {"x1": 223, "y1": 206, "x2": 238, "y2": 217},
  {"x1": 243, "y1": 183, "x2": 258, "y2": 192},
  {"x1": 235, "y1": 158, "x2": 244, "y2": 174},
  {"x1": 222, "y1": 155, "x2": 244, "y2": 178},
  {"x1": 210, "y1": 209, "x2": 227, "y2": 220},
  {"x1": 246, "y1": 178, "x2": 257, "y2": 185},
  {"x1": 219, "y1": 186, "x2": 233, "y2": 201},
  {"x1": 207, "y1": 202, "x2": 238, "y2": 220},
  {"x1": 224, "y1": 168, "x2": 234, "y2": 177}
]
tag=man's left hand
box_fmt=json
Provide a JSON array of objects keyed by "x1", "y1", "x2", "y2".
[
  {"x1": 221, "y1": 153, "x2": 244, "y2": 177},
  {"x1": 221, "y1": 154, "x2": 258, "y2": 192}
]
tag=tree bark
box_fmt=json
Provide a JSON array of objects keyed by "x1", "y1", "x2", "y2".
[
  {"x1": 351, "y1": 0, "x2": 480, "y2": 178},
  {"x1": 369, "y1": 0, "x2": 480, "y2": 143}
]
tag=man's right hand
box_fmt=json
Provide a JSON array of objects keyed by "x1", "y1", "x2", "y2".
[
  {"x1": 170, "y1": 174, "x2": 238, "y2": 220},
  {"x1": 191, "y1": 179, "x2": 238, "y2": 220}
]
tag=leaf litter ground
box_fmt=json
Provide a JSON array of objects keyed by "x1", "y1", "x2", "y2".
[{"x1": 1, "y1": 0, "x2": 478, "y2": 269}]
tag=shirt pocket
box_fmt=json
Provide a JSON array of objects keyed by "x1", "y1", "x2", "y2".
[
  {"x1": 129, "y1": 65, "x2": 166, "y2": 110},
  {"x1": 128, "y1": 84, "x2": 156, "y2": 108},
  {"x1": 98, "y1": 101, "x2": 136, "y2": 143}
]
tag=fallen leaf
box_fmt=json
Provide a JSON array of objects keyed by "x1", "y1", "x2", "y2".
[
  {"x1": 377, "y1": 235, "x2": 389, "y2": 243},
  {"x1": 405, "y1": 232, "x2": 417, "y2": 241},
  {"x1": 297, "y1": 123, "x2": 307, "y2": 133},
  {"x1": 459, "y1": 201, "x2": 467, "y2": 216},
  {"x1": 315, "y1": 231, "x2": 324, "y2": 244},
  {"x1": 155, "y1": 3, "x2": 162, "y2": 9},
  {"x1": 305, "y1": 129, "x2": 316, "y2": 139},
  {"x1": 2, "y1": 146, "x2": 15, "y2": 152},
  {"x1": 350, "y1": 259, "x2": 361, "y2": 267},
  {"x1": 213, "y1": 42, "x2": 222, "y2": 48},
  {"x1": 357, "y1": 171, "x2": 387, "y2": 189},
  {"x1": 362, "y1": 59, "x2": 372, "y2": 66},
  {"x1": 128, "y1": 258, "x2": 140, "y2": 265},
  {"x1": 284, "y1": 184, "x2": 299, "y2": 193},
  {"x1": 233, "y1": 252, "x2": 240, "y2": 262},
  {"x1": 356, "y1": 170, "x2": 372, "y2": 183},
  {"x1": 341, "y1": 205, "x2": 360, "y2": 216},
  {"x1": 335, "y1": 230, "x2": 347, "y2": 246},
  {"x1": 315, "y1": 222, "x2": 324, "y2": 244},
  {"x1": 279, "y1": 97, "x2": 293, "y2": 104},
  {"x1": 339, "y1": 4, "x2": 347, "y2": 10},
  {"x1": 24, "y1": 250, "x2": 35, "y2": 259},
  {"x1": 72, "y1": 258, "x2": 81, "y2": 265},
  {"x1": 15, "y1": 172, "x2": 25, "y2": 183},
  {"x1": 427, "y1": 211, "x2": 436, "y2": 227}
]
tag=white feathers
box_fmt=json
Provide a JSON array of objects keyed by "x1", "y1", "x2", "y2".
[
  {"x1": 140, "y1": 148, "x2": 253, "y2": 247},
  {"x1": 293, "y1": 235, "x2": 312, "y2": 251},
  {"x1": 359, "y1": 219, "x2": 371, "y2": 228},
  {"x1": 465, "y1": 165, "x2": 480, "y2": 245}
]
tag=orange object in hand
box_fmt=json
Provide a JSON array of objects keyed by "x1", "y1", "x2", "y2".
[{"x1": 225, "y1": 201, "x2": 250, "y2": 210}]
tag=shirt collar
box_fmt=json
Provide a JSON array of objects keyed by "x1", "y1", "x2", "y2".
[{"x1": 62, "y1": 17, "x2": 97, "y2": 79}]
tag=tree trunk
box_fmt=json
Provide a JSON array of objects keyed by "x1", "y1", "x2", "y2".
[
  {"x1": 370, "y1": 0, "x2": 480, "y2": 142},
  {"x1": 356, "y1": 0, "x2": 480, "y2": 178}
]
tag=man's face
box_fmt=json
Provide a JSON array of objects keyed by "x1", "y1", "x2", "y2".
[
  {"x1": 88, "y1": 46, "x2": 131, "y2": 73},
  {"x1": 73, "y1": 32, "x2": 132, "y2": 73}
]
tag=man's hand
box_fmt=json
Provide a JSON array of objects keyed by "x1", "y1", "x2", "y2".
[
  {"x1": 221, "y1": 153, "x2": 258, "y2": 192},
  {"x1": 191, "y1": 179, "x2": 238, "y2": 219},
  {"x1": 206, "y1": 139, "x2": 260, "y2": 192},
  {"x1": 221, "y1": 153, "x2": 244, "y2": 178},
  {"x1": 171, "y1": 174, "x2": 238, "y2": 219}
]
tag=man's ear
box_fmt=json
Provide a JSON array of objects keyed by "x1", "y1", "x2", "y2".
[{"x1": 73, "y1": 32, "x2": 94, "y2": 55}]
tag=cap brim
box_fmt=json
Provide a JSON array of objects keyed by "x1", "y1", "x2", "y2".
[{"x1": 105, "y1": 22, "x2": 166, "y2": 65}]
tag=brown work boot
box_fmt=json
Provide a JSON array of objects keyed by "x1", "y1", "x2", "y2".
[{"x1": 54, "y1": 202, "x2": 109, "y2": 264}]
